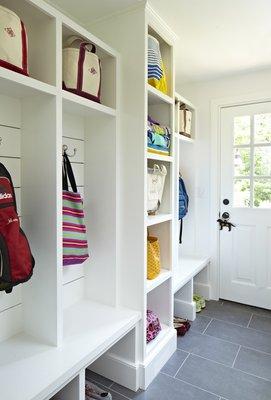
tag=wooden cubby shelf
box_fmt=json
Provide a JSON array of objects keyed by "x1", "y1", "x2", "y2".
[
  {"x1": 148, "y1": 84, "x2": 174, "y2": 106},
  {"x1": 0, "y1": 67, "x2": 57, "y2": 98},
  {"x1": 146, "y1": 269, "x2": 172, "y2": 293},
  {"x1": 147, "y1": 153, "x2": 173, "y2": 163},
  {"x1": 62, "y1": 90, "x2": 116, "y2": 118},
  {"x1": 146, "y1": 213, "x2": 173, "y2": 226}
]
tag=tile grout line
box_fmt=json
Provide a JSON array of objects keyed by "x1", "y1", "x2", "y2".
[
  {"x1": 246, "y1": 314, "x2": 253, "y2": 328},
  {"x1": 173, "y1": 352, "x2": 190, "y2": 378},
  {"x1": 202, "y1": 318, "x2": 213, "y2": 334},
  {"x1": 174, "y1": 375, "x2": 222, "y2": 398},
  {"x1": 161, "y1": 371, "x2": 221, "y2": 398},
  {"x1": 231, "y1": 345, "x2": 241, "y2": 368},
  {"x1": 202, "y1": 314, "x2": 271, "y2": 336}
]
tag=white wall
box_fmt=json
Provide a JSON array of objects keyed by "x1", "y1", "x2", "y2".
[{"x1": 177, "y1": 67, "x2": 271, "y2": 258}]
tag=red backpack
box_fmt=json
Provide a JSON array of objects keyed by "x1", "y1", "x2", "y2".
[{"x1": 0, "y1": 163, "x2": 34, "y2": 294}]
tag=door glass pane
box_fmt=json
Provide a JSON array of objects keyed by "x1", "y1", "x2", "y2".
[
  {"x1": 234, "y1": 147, "x2": 250, "y2": 176},
  {"x1": 254, "y1": 113, "x2": 271, "y2": 144},
  {"x1": 254, "y1": 147, "x2": 271, "y2": 176},
  {"x1": 234, "y1": 116, "x2": 250, "y2": 145},
  {"x1": 233, "y1": 179, "x2": 251, "y2": 207},
  {"x1": 254, "y1": 179, "x2": 271, "y2": 208}
]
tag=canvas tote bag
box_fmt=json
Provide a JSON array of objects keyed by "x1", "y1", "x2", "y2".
[
  {"x1": 147, "y1": 164, "x2": 167, "y2": 215},
  {"x1": 148, "y1": 34, "x2": 167, "y2": 95},
  {"x1": 63, "y1": 36, "x2": 101, "y2": 103},
  {"x1": 62, "y1": 152, "x2": 89, "y2": 266},
  {"x1": 0, "y1": 5, "x2": 28, "y2": 76}
]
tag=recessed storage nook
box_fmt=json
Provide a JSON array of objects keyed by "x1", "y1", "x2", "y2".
[
  {"x1": 0, "y1": 1, "x2": 212, "y2": 398},
  {"x1": 173, "y1": 93, "x2": 211, "y2": 321}
]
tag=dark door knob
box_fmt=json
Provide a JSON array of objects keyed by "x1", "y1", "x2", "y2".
[
  {"x1": 223, "y1": 199, "x2": 230, "y2": 205},
  {"x1": 222, "y1": 212, "x2": 230, "y2": 219}
]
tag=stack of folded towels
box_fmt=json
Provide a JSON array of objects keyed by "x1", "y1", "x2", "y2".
[{"x1": 147, "y1": 115, "x2": 171, "y2": 156}]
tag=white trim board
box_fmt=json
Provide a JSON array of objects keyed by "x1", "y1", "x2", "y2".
[{"x1": 210, "y1": 90, "x2": 271, "y2": 300}]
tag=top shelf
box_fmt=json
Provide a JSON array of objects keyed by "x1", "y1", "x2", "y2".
[{"x1": 148, "y1": 84, "x2": 174, "y2": 106}]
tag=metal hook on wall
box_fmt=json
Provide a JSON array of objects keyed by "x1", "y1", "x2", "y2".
[{"x1": 62, "y1": 144, "x2": 77, "y2": 157}]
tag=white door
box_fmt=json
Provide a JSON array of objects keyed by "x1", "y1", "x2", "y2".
[{"x1": 220, "y1": 102, "x2": 271, "y2": 309}]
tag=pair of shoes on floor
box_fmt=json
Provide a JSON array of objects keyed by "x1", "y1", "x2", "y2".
[
  {"x1": 174, "y1": 317, "x2": 191, "y2": 336},
  {"x1": 86, "y1": 381, "x2": 112, "y2": 400},
  {"x1": 193, "y1": 294, "x2": 206, "y2": 313}
]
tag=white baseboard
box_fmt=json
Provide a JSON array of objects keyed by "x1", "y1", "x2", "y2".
[
  {"x1": 174, "y1": 298, "x2": 196, "y2": 321},
  {"x1": 89, "y1": 352, "x2": 140, "y2": 391},
  {"x1": 139, "y1": 327, "x2": 176, "y2": 390},
  {"x1": 89, "y1": 328, "x2": 177, "y2": 392},
  {"x1": 194, "y1": 282, "x2": 211, "y2": 299}
]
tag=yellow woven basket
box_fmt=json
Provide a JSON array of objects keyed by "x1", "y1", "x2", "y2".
[{"x1": 147, "y1": 236, "x2": 161, "y2": 280}]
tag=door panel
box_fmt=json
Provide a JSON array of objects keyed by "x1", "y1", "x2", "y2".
[{"x1": 220, "y1": 103, "x2": 271, "y2": 309}]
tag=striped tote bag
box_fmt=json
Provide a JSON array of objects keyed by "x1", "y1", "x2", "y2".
[
  {"x1": 148, "y1": 34, "x2": 167, "y2": 95},
  {"x1": 62, "y1": 152, "x2": 89, "y2": 266}
]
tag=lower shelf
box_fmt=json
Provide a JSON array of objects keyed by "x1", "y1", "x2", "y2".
[
  {"x1": 0, "y1": 300, "x2": 140, "y2": 400},
  {"x1": 173, "y1": 255, "x2": 210, "y2": 293},
  {"x1": 146, "y1": 323, "x2": 172, "y2": 356}
]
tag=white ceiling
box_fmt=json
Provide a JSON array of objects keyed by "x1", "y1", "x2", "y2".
[{"x1": 46, "y1": 0, "x2": 271, "y2": 85}]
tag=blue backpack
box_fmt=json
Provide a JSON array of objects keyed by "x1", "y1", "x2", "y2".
[{"x1": 179, "y1": 177, "x2": 189, "y2": 243}]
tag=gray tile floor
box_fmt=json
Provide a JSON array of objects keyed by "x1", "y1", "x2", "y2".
[{"x1": 86, "y1": 300, "x2": 271, "y2": 400}]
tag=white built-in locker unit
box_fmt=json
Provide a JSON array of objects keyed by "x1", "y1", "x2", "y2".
[{"x1": 0, "y1": 0, "x2": 212, "y2": 398}]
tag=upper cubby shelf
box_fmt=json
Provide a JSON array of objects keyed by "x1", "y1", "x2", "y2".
[
  {"x1": 175, "y1": 92, "x2": 196, "y2": 141},
  {"x1": 148, "y1": 23, "x2": 174, "y2": 99},
  {"x1": 0, "y1": 67, "x2": 57, "y2": 98},
  {"x1": 62, "y1": 22, "x2": 117, "y2": 110},
  {"x1": 148, "y1": 84, "x2": 174, "y2": 106},
  {"x1": 62, "y1": 90, "x2": 116, "y2": 118},
  {"x1": 0, "y1": 0, "x2": 57, "y2": 87}
]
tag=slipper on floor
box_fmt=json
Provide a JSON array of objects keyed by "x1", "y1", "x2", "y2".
[{"x1": 85, "y1": 381, "x2": 112, "y2": 400}]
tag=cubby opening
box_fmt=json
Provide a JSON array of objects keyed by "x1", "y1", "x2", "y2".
[
  {"x1": 146, "y1": 278, "x2": 172, "y2": 354},
  {"x1": 62, "y1": 24, "x2": 117, "y2": 109},
  {"x1": 148, "y1": 26, "x2": 173, "y2": 98},
  {"x1": 147, "y1": 220, "x2": 172, "y2": 272},
  {"x1": 62, "y1": 105, "x2": 118, "y2": 318},
  {"x1": 0, "y1": 0, "x2": 56, "y2": 86},
  {"x1": 147, "y1": 159, "x2": 172, "y2": 216},
  {"x1": 0, "y1": 90, "x2": 60, "y2": 346}
]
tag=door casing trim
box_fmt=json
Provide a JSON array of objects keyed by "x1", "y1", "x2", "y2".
[{"x1": 210, "y1": 91, "x2": 271, "y2": 300}]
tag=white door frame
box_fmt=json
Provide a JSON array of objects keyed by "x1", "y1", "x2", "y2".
[{"x1": 210, "y1": 90, "x2": 271, "y2": 300}]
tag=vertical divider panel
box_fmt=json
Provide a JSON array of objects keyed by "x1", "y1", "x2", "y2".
[{"x1": 21, "y1": 93, "x2": 61, "y2": 346}]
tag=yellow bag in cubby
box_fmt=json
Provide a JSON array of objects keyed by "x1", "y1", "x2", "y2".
[{"x1": 147, "y1": 236, "x2": 161, "y2": 280}]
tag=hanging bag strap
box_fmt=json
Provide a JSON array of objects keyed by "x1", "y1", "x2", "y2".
[{"x1": 62, "y1": 152, "x2": 78, "y2": 193}]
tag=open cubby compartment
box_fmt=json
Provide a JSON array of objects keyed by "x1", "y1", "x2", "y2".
[
  {"x1": 88, "y1": 326, "x2": 139, "y2": 391},
  {"x1": 0, "y1": 89, "x2": 60, "y2": 346},
  {"x1": 147, "y1": 220, "x2": 172, "y2": 272},
  {"x1": 62, "y1": 104, "x2": 118, "y2": 312},
  {"x1": 148, "y1": 159, "x2": 172, "y2": 215},
  {"x1": 147, "y1": 25, "x2": 174, "y2": 98},
  {"x1": 146, "y1": 278, "x2": 173, "y2": 353},
  {"x1": 174, "y1": 278, "x2": 196, "y2": 321},
  {"x1": 175, "y1": 94, "x2": 196, "y2": 140},
  {"x1": 194, "y1": 265, "x2": 211, "y2": 300},
  {"x1": 62, "y1": 23, "x2": 117, "y2": 109},
  {"x1": 0, "y1": 0, "x2": 57, "y2": 86},
  {"x1": 148, "y1": 99, "x2": 173, "y2": 157},
  {"x1": 50, "y1": 370, "x2": 85, "y2": 400}
]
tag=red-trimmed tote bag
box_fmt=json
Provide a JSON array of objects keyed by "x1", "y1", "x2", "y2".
[
  {"x1": 62, "y1": 152, "x2": 89, "y2": 266},
  {"x1": 0, "y1": 5, "x2": 28, "y2": 76},
  {"x1": 63, "y1": 36, "x2": 101, "y2": 103}
]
